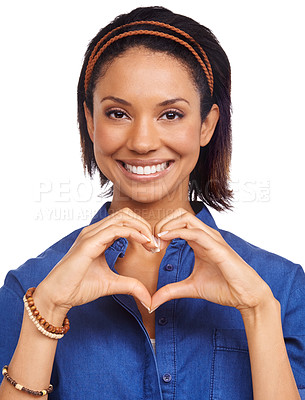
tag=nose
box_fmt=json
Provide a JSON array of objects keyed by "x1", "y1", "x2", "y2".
[{"x1": 126, "y1": 117, "x2": 160, "y2": 154}]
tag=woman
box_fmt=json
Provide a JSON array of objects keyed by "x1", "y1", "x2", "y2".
[{"x1": 0, "y1": 6, "x2": 304, "y2": 399}]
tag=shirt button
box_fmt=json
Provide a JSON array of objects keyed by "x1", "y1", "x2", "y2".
[
  {"x1": 162, "y1": 373, "x2": 172, "y2": 383},
  {"x1": 158, "y1": 317, "x2": 168, "y2": 326},
  {"x1": 164, "y1": 264, "x2": 174, "y2": 271}
]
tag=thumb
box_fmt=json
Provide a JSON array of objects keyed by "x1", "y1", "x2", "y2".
[
  {"x1": 110, "y1": 274, "x2": 152, "y2": 310},
  {"x1": 150, "y1": 278, "x2": 196, "y2": 313}
]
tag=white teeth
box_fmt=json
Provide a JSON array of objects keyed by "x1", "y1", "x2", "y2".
[{"x1": 124, "y1": 162, "x2": 170, "y2": 175}]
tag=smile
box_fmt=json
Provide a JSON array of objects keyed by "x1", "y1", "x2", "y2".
[
  {"x1": 117, "y1": 159, "x2": 174, "y2": 181},
  {"x1": 123, "y1": 161, "x2": 169, "y2": 175}
]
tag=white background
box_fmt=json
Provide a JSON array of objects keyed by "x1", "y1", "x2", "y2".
[{"x1": 0, "y1": 0, "x2": 304, "y2": 286}]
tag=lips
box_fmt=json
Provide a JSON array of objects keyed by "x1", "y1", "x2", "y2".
[
  {"x1": 116, "y1": 159, "x2": 174, "y2": 180},
  {"x1": 123, "y1": 161, "x2": 169, "y2": 175}
]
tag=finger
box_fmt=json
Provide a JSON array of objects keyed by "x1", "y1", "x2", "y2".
[
  {"x1": 57, "y1": 225, "x2": 155, "y2": 297},
  {"x1": 156, "y1": 236, "x2": 168, "y2": 251},
  {"x1": 154, "y1": 207, "x2": 188, "y2": 235},
  {"x1": 150, "y1": 278, "x2": 197, "y2": 312},
  {"x1": 156, "y1": 211, "x2": 221, "y2": 242},
  {"x1": 157, "y1": 228, "x2": 254, "y2": 283},
  {"x1": 94, "y1": 216, "x2": 156, "y2": 250},
  {"x1": 82, "y1": 208, "x2": 153, "y2": 240},
  {"x1": 68, "y1": 225, "x2": 156, "y2": 269},
  {"x1": 109, "y1": 274, "x2": 152, "y2": 310},
  {"x1": 76, "y1": 210, "x2": 158, "y2": 251},
  {"x1": 114, "y1": 207, "x2": 153, "y2": 233},
  {"x1": 155, "y1": 228, "x2": 217, "y2": 251},
  {"x1": 102, "y1": 209, "x2": 161, "y2": 251},
  {"x1": 154, "y1": 227, "x2": 236, "y2": 273}
]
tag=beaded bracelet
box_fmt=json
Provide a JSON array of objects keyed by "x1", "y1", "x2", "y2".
[
  {"x1": 2, "y1": 365, "x2": 53, "y2": 396},
  {"x1": 23, "y1": 287, "x2": 70, "y2": 340}
]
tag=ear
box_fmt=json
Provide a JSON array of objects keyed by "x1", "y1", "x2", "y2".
[
  {"x1": 200, "y1": 104, "x2": 220, "y2": 147},
  {"x1": 83, "y1": 101, "x2": 94, "y2": 142}
]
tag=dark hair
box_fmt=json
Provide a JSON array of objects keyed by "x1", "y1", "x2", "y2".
[{"x1": 77, "y1": 6, "x2": 233, "y2": 211}]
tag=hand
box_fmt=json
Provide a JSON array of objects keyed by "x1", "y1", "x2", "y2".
[
  {"x1": 151, "y1": 208, "x2": 274, "y2": 314},
  {"x1": 35, "y1": 208, "x2": 159, "y2": 315}
]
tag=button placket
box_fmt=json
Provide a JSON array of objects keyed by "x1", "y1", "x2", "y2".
[{"x1": 155, "y1": 243, "x2": 183, "y2": 397}]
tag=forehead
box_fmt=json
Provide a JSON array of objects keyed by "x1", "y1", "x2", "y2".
[{"x1": 95, "y1": 46, "x2": 199, "y2": 99}]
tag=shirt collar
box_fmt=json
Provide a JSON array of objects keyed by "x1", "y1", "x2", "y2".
[{"x1": 90, "y1": 201, "x2": 219, "y2": 256}]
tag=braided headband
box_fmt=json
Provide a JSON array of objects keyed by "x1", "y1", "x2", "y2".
[{"x1": 84, "y1": 21, "x2": 214, "y2": 96}]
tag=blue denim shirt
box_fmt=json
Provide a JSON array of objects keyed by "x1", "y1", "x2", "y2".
[{"x1": 1, "y1": 201, "x2": 305, "y2": 399}]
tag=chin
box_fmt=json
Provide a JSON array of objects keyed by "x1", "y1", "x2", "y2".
[{"x1": 120, "y1": 187, "x2": 173, "y2": 205}]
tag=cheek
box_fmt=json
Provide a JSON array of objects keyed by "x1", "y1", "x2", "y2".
[
  {"x1": 168, "y1": 123, "x2": 201, "y2": 160},
  {"x1": 93, "y1": 124, "x2": 123, "y2": 156}
]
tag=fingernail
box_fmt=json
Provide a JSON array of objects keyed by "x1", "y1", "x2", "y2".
[
  {"x1": 140, "y1": 233, "x2": 151, "y2": 242},
  {"x1": 157, "y1": 231, "x2": 169, "y2": 237},
  {"x1": 150, "y1": 237, "x2": 160, "y2": 253},
  {"x1": 150, "y1": 247, "x2": 160, "y2": 254},
  {"x1": 149, "y1": 306, "x2": 159, "y2": 314},
  {"x1": 140, "y1": 301, "x2": 151, "y2": 312},
  {"x1": 153, "y1": 236, "x2": 160, "y2": 247}
]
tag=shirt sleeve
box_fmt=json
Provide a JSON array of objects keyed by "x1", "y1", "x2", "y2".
[
  {"x1": 0, "y1": 284, "x2": 24, "y2": 384},
  {"x1": 282, "y1": 265, "x2": 305, "y2": 395}
]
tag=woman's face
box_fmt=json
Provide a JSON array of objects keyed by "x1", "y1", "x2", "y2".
[{"x1": 85, "y1": 46, "x2": 217, "y2": 205}]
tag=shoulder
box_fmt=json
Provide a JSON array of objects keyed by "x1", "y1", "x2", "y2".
[{"x1": 3, "y1": 227, "x2": 83, "y2": 298}]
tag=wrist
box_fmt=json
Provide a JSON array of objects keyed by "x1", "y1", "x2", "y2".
[
  {"x1": 33, "y1": 284, "x2": 70, "y2": 326},
  {"x1": 240, "y1": 294, "x2": 281, "y2": 328}
]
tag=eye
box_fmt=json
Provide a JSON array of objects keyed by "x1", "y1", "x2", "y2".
[
  {"x1": 160, "y1": 110, "x2": 184, "y2": 121},
  {"x1": 105, "y1": 109, "x2": 129, "y2": 119}
]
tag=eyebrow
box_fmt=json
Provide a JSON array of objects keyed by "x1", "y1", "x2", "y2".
[
  {"x1": 101, "y1": 96, "x2": 131, "y2": 106},
  {"x1": 101, "y1": 96, "x2": 190, "y2": 107},
  {"x1": 157, "y1": 98, "x2": 190, "y2": 107}
]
